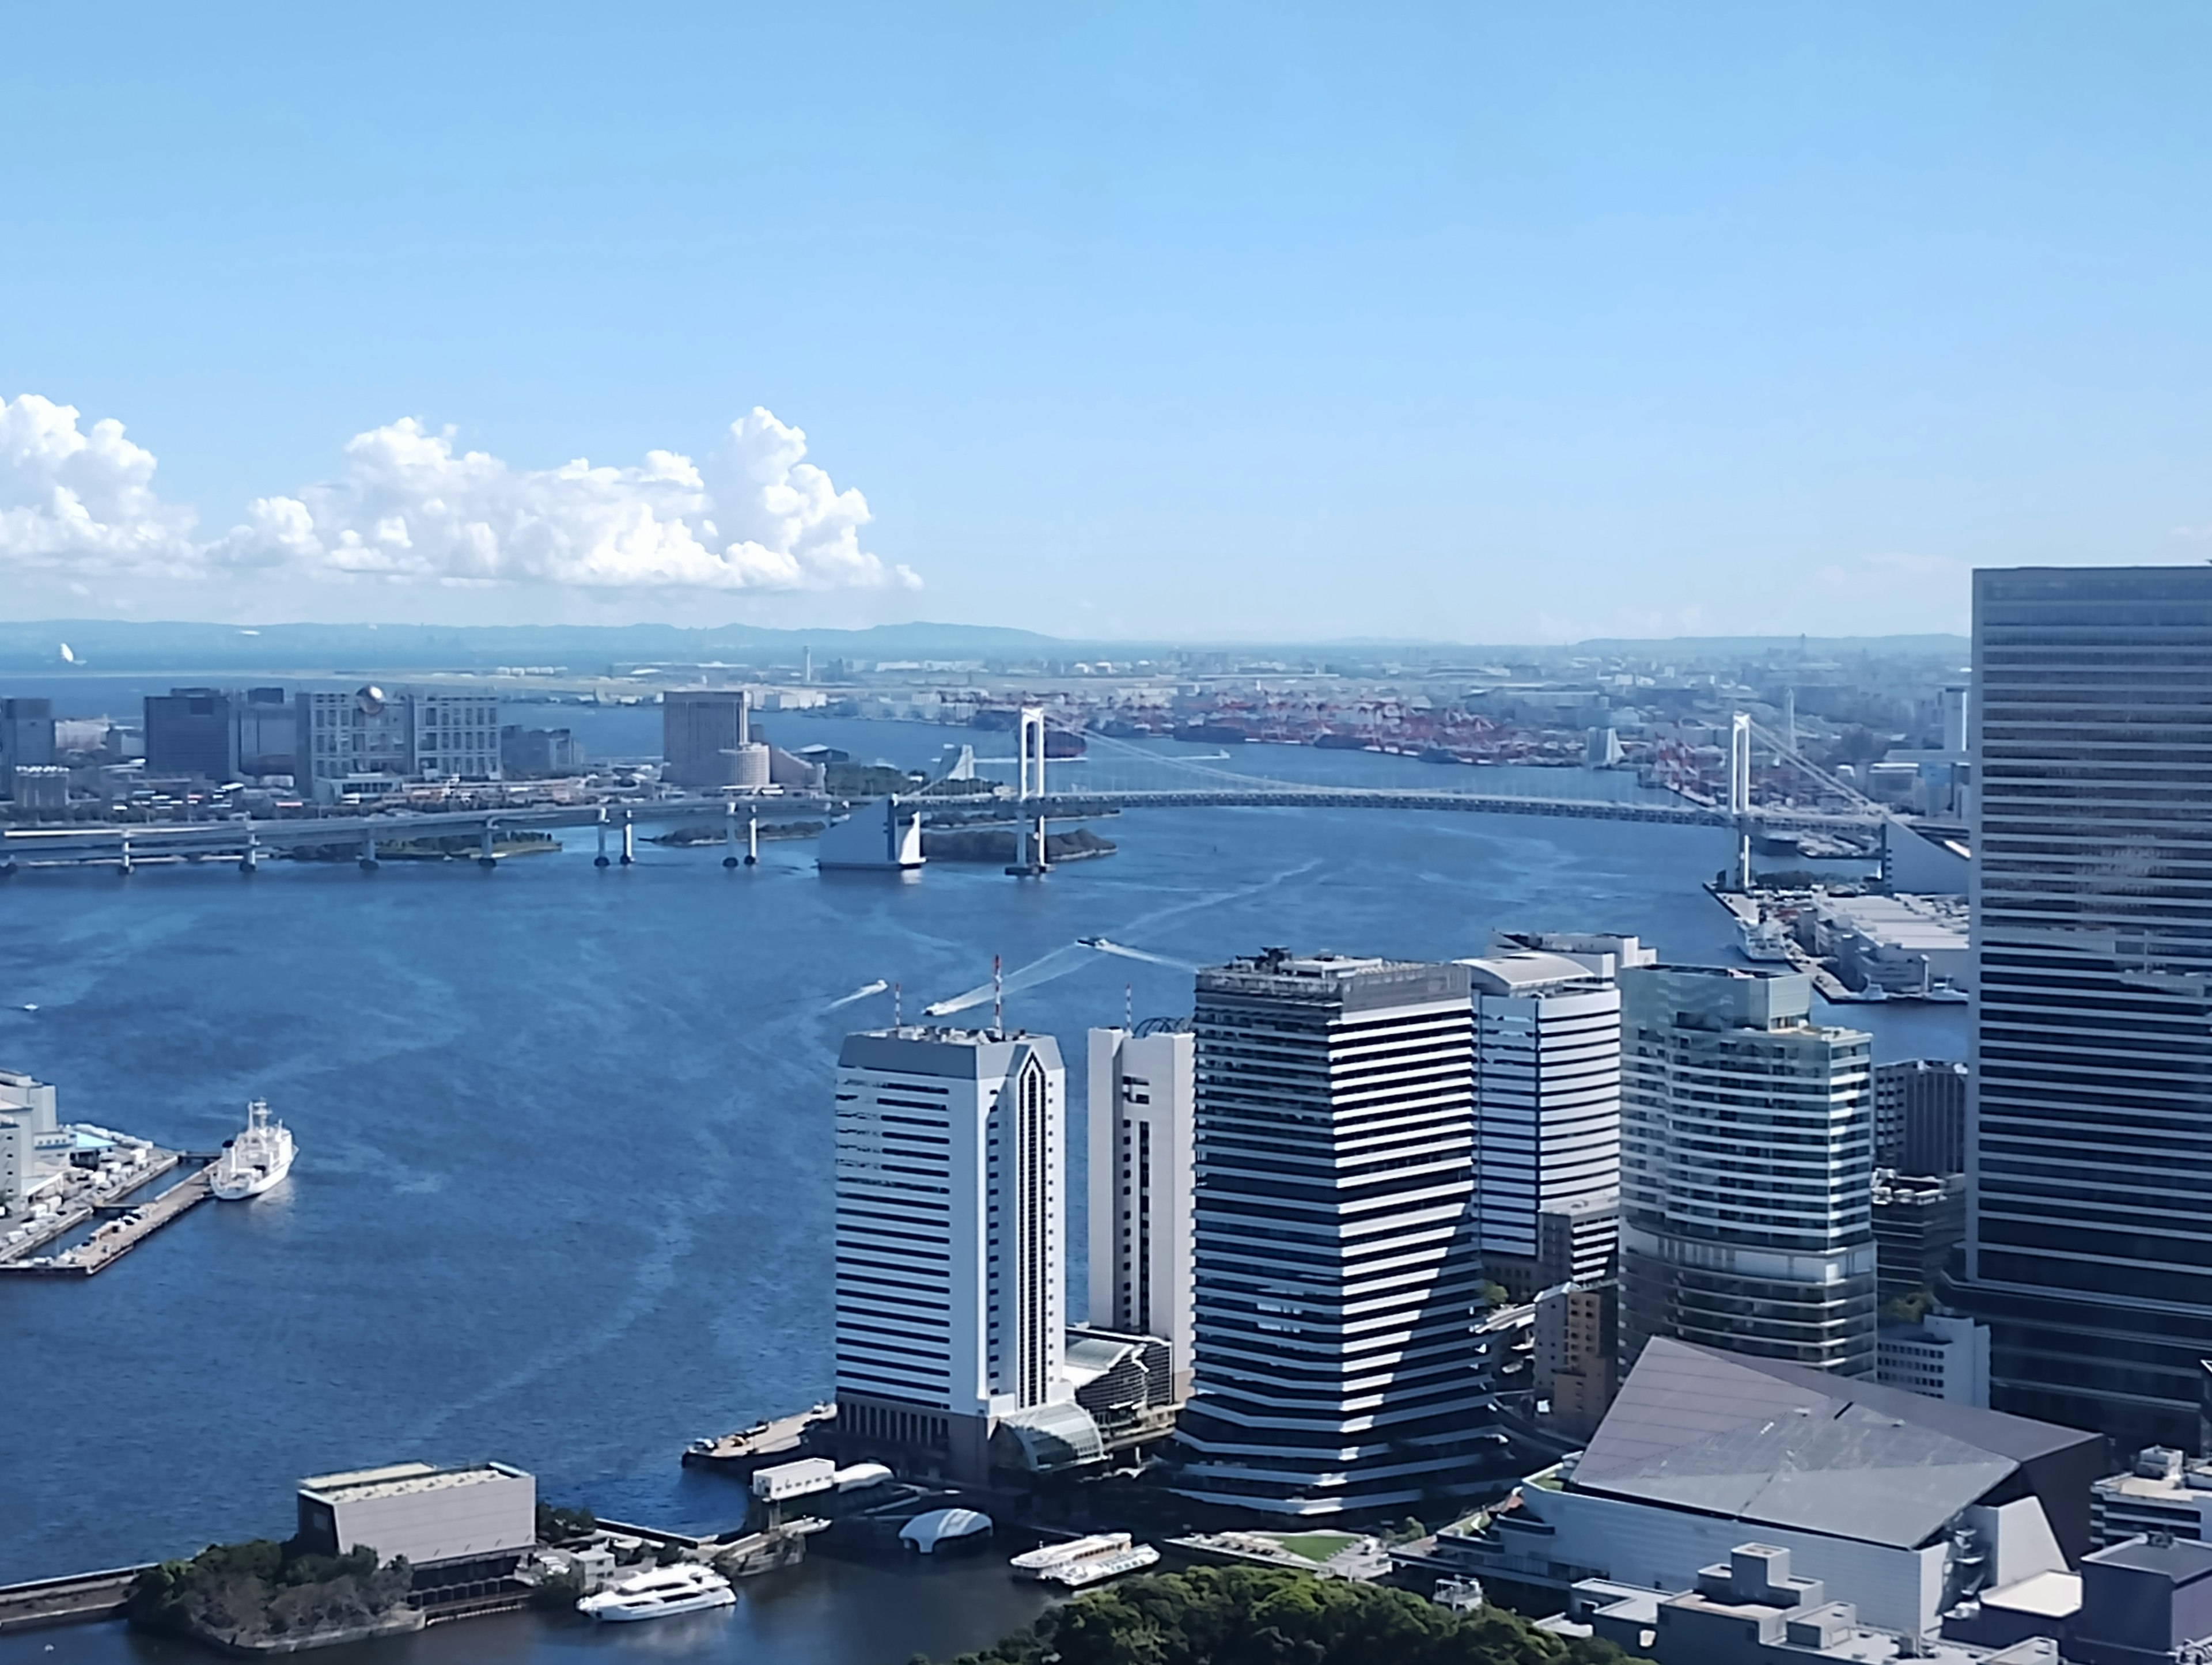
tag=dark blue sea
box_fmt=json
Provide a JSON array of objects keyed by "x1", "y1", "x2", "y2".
[{"x1": 0, "y1": 700, "x2": 1965, "y2": 1663}]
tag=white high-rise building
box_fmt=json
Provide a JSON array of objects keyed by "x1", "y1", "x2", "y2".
[
  {"x1": 1619, "y1": 965, "x2": 1876, "y2": 1377},
  {"x1": 1461, "y1": 932, "x2": 1653, "y2": 1299},
  {"x1": 1171, "y1": 951, "x2": 1503, "y2": 1516},
  {"x1": 0, "y1": 1069, "x2": 60, "y2": 1217},
  {"x1": 833, "y1": 1026, "x2": 1070, "y2": 1480},
  {"x1": 1086, "y1": 1023, "x2": 1195, "y2": 1397}
]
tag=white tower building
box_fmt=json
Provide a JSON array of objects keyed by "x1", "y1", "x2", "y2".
[
  {"x1": 1619, "y1": 965, "x2": 1876, "y2": 1377},
  {"x1": 1461, "y1": 933, "x2": 1653, "y2": 1299},
  {"x1": 1086, "y1": 1023, "x2": 1196, "y2": 1396},
  {"x1": 1171, "y1": 951, "x2": 1503, "y2": 1516},
  {"x1": 833, "y1": 1026, "x2": 1070, "y2": 1480}
]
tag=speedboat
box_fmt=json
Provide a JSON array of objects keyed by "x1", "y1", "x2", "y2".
[{"x1": 577, "y1": 1564, "x2": 736, "y2": 1622}]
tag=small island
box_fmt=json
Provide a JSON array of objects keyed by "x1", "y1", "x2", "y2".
[{"x1": 128, "y1": 1539, "x2": 421, "y2": 1655}]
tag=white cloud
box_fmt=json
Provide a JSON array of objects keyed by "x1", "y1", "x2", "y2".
[
  {"x1": 0, "y1": 395, "x2": 201, "y2": 575},
  {"x1": 0, "y1": 396, "x2": 920, "y2": 596}
]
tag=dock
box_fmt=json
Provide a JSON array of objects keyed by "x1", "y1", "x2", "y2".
[{"x1": 0, "y1": 1158, "x2": 219, "y2": 1278}]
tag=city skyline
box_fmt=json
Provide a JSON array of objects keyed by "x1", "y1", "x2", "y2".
[{"x1": 9, "y1": 6, "x2": 2212, "y2": 640}]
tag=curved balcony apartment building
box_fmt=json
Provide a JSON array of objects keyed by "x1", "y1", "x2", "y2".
[
  {"x1": 1170, "y1": 951, "x2": 1503, "y2": 1516},
  {"x1": 1619, "y1": 965, "x2": 1876, "y2": 1378}
]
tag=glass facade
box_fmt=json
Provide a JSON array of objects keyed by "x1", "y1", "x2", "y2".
[{"x1": 1959, "y1": 566, "x2": 2212, "y2": 1450}]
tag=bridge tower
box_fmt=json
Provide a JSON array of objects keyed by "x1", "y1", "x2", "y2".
[
  {"x1": 1729, "y1": 712, "x2": 1753, "y2": 890},
  {"x1": 1008, "y1": 706, "x2": 1050, "y2": 876}
]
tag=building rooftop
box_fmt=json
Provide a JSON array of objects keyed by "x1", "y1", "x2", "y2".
[
  {"x1": 1569, "y1": 1338, "x2": 2096, "y2": 1551},
  {"x1": 1460, "y1": 951, "x2": 1610, "y2": 994},
  {"x1": 300, "y1": 1461, "x2": 527, "y2": 1503},
  {"x1": 2088, "y1": 1535, "x2": 2212, "y2": 1581}
]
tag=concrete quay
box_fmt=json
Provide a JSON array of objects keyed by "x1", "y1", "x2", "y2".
[
  {"x1": 0, "y1": 1565, "x2": 149, "y2": 1633},
  {"x1": 0, "y1": 1158, "x2": 219, "y2": 1279}
]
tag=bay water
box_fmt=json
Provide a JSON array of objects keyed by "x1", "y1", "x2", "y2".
[{"x1": 0, "y1": 711, "x2": 1963, "y2": 1662}]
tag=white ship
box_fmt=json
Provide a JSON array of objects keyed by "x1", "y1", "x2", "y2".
[
  {"x1": 577, "y1": 1564, "x2": 736, "y2": 1622},
  {"x1": 1737, "y1": 917, "x2": 1794, "y2": 963},
  {"x1": 211, "y1": 1100, "x2": 295, "y2": 1200},
  {"x1": 1009, "y1": 1533, "x2": 1161, "y2": 1588}
]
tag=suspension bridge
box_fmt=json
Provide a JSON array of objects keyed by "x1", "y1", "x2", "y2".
[{"x1": 0, "y1": 710, "x2": 1883, "y2": 877}]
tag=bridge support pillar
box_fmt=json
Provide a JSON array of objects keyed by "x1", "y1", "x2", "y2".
[
  {"x1": 1005, "y1": 707, "x2": 1051, "y2": 876},
  {"x1": 620, "y1": 813, "x2": 635, "y2": 866},
  {"x1": 0, "y1": 858, "x2": 15, "y2": 879},
  {"x1": 594, "y1": 809, "x2": 610, "y2": 867},
  {"x1": 724, "y1": 800, "x2": 741, "y2": 868},
  {"x1": 745, "y1": 807, "x2": 758, "y2": 867},
  {"x1": 478, "y1": 821, "x2": 498, "y2": 870},
  {"x1": 240, "y1": 831, "x2": 259, "y2": 875},
  {"x1": 119, "y1": 834, "x2": 132, "y2": 877},
  {"x1": 359, "y1": 835, "x2": 378, "y2": 872}
]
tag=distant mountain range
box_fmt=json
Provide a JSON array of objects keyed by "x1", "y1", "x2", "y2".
[{"x1": 0, "y1": 618, "x2": 1969, "y2": 673}]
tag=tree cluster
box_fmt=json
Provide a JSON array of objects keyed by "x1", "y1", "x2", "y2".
[
  {"x1": 942, "y1": 1567, "x2": 1628, "y2": 1665},
  {"x1": 128, "y1": 1538, "x2": 412, "y2": 1645}
]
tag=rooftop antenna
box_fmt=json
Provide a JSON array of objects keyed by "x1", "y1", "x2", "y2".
[
  {"x1": 993, "y1": 954, "x2": 1004, "y2": 1033},
  {"x1": 892, "y1": 981, "x2": 902, "y2": 1028},
  {"x1": 1126, "y1": 981, "x2": 1134, "y2": 1031}
]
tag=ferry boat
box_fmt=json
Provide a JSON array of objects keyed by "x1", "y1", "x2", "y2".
[
  {"x1": 1009, "y1": 1533, "x2": 1162, "y2": 1588},
  {"x1": 577, "y1": 1564, "x2": 736, "y2": 1622},
  {"x1": 211, "y1": 1100, "x2": 295, "y2": 1200}
]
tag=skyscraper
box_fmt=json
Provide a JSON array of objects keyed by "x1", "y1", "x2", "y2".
[
  {"x1": 1619, "y1": 965, "x2": 1876, "y2": 1377},
  {"x1": 832, "y1": 1026, "x2": 1071, "y2": 1480},
  {"x1": 1171, "y1": 951, "x2": 1502, "y2": 1515},
  {"x1": 662, "y1": 689, "x2": 755, "y2": 787},
  {"x1": 1086, "y1": 1022, "x2": 1195, "y2": 1397},
  {"x1": 0, "y1": 697, "x2": 55, "y2": 799},
  {"x1": 1956, "y1": 566, "x2": 2212, "y2": 1450},
  {"x1": 1461, "y1": 932, "x2": 1653, "y2": 1298}
]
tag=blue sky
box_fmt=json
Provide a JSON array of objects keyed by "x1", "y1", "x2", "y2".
[{"x1": 5, "y1": 3, "x2": 2210, "y2": 640}]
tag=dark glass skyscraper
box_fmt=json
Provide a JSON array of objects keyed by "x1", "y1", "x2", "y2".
[{"x1": 1960, "y1": 566, "x2": 2212, "y2": 1450}]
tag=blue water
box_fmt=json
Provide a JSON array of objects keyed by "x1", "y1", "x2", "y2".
[{"x1": 0, "y1": 714, "x2": 1962, "y2": 1662}]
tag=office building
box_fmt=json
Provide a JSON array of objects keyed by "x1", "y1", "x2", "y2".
[
  {"x1": 1086, "y1": 1022, "x2": 1195, "y2": 1397},
  {"x1": 1462, "y1": 932, "x2": 1652, "y2": 1298},
  {"x1": 1170, "y1": 951, "x2": 1503, "y2": 1516},
  {"x1": 411, "y1": 692, "x2": 501, "y2": 782},
  {"x1": 2093, "y1": 1446, "x2": 2212, "y2": 1549},
  {"x1": 1535, "y1": 1281, "x2": 1619, "y2": 1438},
  {"x1": 1619, "y1": 966, "x2": 1876, "y2": 1377},
  {"x1": 234, "y1": 687, "x2": 296, "y2": 777},
  {"x1": 1876, "y1": 1312, "x2": 1990, "y2": 1405},
  {"x1": 499, "y1": 725, "x2": 586, "y2": 779},
  {"x1": 298, "y1": 687, "x2": 416, "y2": 799},
  {"x1": 1418, "y1": 1336, "x2": 2103, "y2": 1638},
  {"x1": 144, "y1": 688, "x2": 240, "y2": 780},
  {"x1": 832, "y1": 1026, "x2": 1071, "y2": 1481},
  {"x1": 0, "y1": 697, "x2": 55, "y2": 798},
  {"x1": 1957, "y1": 567, "x2": 2212, "y2": 1450},
  {"x1": 663, "y1": 689, "x2": 754, "y2": 787},
  {"x1": 294, "y1": 687, "x2": 499, "y2": 801},
  {"x1": 9, "y1": 765, "x2": 68, "y2": 811},
  {"x1": 1875, "y1": 1060, "x2": 1967, "y2": 1175},
  {"x1": 1873, "y1": 1171, "x2": 1966, "y2": 1304}
]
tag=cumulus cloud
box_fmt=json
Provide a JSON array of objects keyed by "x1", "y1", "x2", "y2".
[
  {"x1": 0, "y1": 395, "x2": 201, "y2": 575},
  {"x1": 0, "y1": 396, "x2": 919, "y2": 594}
]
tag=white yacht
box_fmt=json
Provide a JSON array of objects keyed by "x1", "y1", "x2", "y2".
[
  {"x1": 1009, "y1": 1533, "x2": 1161, "y2": 1588},
  {"x1": 577, "y1": 1564, "x2": 736, "y2": 1622},
  {"x1": 211, "y1": 1100, "x2": 296, "y2": 1200}
]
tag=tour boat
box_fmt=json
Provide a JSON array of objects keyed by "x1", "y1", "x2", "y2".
[
  {"x1": 1009, "y1": 1533, "x2": 1161, "y2": 1588},
  {"x1": 211, "y1": 1100, "x2": 295, "y2": 1200},
  {"x1": 577, "y1": 1564, "x2": 736, "y2": 1622}
]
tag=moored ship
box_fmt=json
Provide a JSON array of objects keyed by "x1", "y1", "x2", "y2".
[
  {"x1": 577, "y1": 1564, "x2": 736, "y2": 1622},
  {"x1": 211, "y1": 1100, "x2": 295, "y2": 1200}
]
